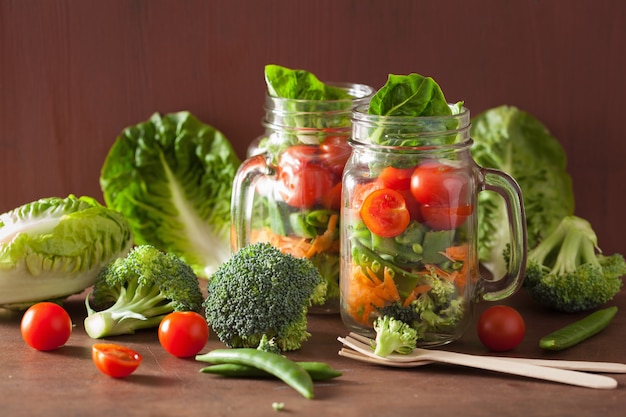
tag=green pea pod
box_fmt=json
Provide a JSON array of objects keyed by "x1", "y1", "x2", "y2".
[
  {"x1": 539, "y1": 306, "x2": 618, "y2": 351},
  {"x1": 200, "y1": 361, "x2": 342, "y2": 381},
  {"x1": 196, "y1": 349, "x2": 315, "y2": 399}
]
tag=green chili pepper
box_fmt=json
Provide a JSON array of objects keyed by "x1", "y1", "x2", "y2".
[
  {"x1": 196, "y1": 349, "x2": 315, "y2": 399},
  {"x1": 200, "y1": 361, "x2": 342, "y2": 381},
  {"x1": 539, "y1": 306, "x2": 618, "y2": 351}
]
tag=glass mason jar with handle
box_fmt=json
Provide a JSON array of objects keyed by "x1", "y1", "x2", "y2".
[
  {"x1": 340, "y1": 104, "x2": 527, "y2": 345},
  {"x1": 231, "y1": 83, "x2": 374, "y2": 314}
]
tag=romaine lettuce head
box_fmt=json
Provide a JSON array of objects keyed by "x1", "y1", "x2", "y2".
[
  {"x1": 100, "y1": 111, "x2": 240, "y2": 279},
  {"x1": 470, "y1": 106, "x2": 575, "y2": 275},
  {"x1": 0, "y1": 195, "x2": 133, "y2": 309}
]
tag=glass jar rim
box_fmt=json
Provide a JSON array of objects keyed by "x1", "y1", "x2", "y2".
[
  {"x1": 264, "y1": 82, "x2": 375, "y2": 106},
  {"x1": 352, "y1": 103, "x2": 470, "y2": 126}
]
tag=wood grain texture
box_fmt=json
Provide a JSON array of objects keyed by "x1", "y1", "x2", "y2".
[{"x1": 1, "y1": 0, "x2": 625, "y2": 254}]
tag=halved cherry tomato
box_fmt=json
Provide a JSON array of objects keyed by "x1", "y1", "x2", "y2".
[
  {"x1": 360, "y1": 188, "x2": 410, "y2": 237},
  {"x1": 477, "y1": 305, "x2": 526, "y2": 352},
  {"x1": 421, "y1": 204, "x2": 473, "y2": 230},
  {"x1": 20, "y1": 302, "x2": 72, "y2": 351},
  {"x1": 350, "y1": 181, "x2": 383, "y2": 212},
  {"x1": 92, "y1": 343, "x2": 142, "y2": 378},
  {"x1": 410, "y1": 161, "x2": 471, "y2": 208},
  {"x1": 158, "y1": 311, "x2": 209, "y2": 358}
]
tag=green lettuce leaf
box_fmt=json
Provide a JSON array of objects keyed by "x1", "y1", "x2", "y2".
[
  {"x1": 0, "y1": 195, "x2": 133, "y2": 308},
  {"x1": 264, "y1": 64, "x2": 351, "y2": 100},
  {"x1": 100, "y1": 111, "x2": 241, "y2": 278},
  {"x1": 470, "y1": 105, "x2": 575, "y2": 275}
]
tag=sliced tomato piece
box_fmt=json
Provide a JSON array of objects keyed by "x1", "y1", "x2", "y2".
[
  {"x1": 360, "y1": 188, "x2": 411, "y2": 237},
  {"x1": 92, "y1": 343, "x2": 142, "y2": 378}
]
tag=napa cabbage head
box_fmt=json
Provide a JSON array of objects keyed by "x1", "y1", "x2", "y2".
[
  {"x1": 100, "y1": 111, "x2": 241, "y2": 279},
  {"x1": 470, "y1": 106, "x2": 575, "y2": 276},
  {"x1": 0, "y1": 195, "x2": 133, "y2": 309}
]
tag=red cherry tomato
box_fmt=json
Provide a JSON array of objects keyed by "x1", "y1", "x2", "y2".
[
  {"x1": 319, "y1": 135, "x2": 352, "y2": 177},
  {"x1": 420, "y1": 204, "x2": 473, "y2": 230},
  {"x1": 376, "y1": 166, "x2": 416, "y2": 191},
  {"x1": 477, "y1": 305, "x2": 526, "y2": 352},
  {"x1": 158, "y1": 311, "x2": 209, "y2": 358},
  {"x1": 360, "y1": 188, "x2": 411, "y2": 238},
  {"x1": 20, "y1": 302, "x2": 72, "y2": 351},
  {"x1": 321, "y1": 181, "x2": 343, "y2": 211},
  {"x1": 92, "y1": 343, "x2": 142, "y2": 378},
  {"x1": 278, "y1": 146, "x2": 334, "y2": 209},
  {"x1": 351, "y1": 181, "x2": 383, "y2": 212},
  {"x1": 410, "y1": 161, "x2": 471, "y2": 208}
]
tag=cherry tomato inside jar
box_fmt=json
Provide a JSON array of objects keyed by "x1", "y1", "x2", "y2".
[
  {"x1": 20, "y1": 302, "x2": 72, "y2": 351},
  {"x1": 158, "y1": 311, "x2": 209, "y2": 358},
  {"x1": 477, "y1": 305, "x2": 526, "y2": 352},
  {"x1": 92, "y1": 343, "x2": 142, "y2": 378},
  {"x1": 359, "y1": 188, "x2": 411, "y2": 238}
]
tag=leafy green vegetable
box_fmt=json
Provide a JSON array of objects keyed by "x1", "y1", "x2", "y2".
[
  {"x1": 372, "y1": 315, "x2": 417, "y2": 357},
  {"x1": 264, "y1": 64, "x2": 351, "y2": 100},
  {"x1": 0, "y1": 195, "x2": 133, "y2": 309},
  {"x1": 368, "y1": 73, "x2": 456, "y2": 117},
  {"x1": 470, "y1": 105, "x2": 575, "y2": 275},
  {"x1": 100, "y1": 111, "x2": 241, "y2": 279}
]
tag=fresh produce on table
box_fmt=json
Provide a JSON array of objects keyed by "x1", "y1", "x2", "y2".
[
  {"x1": 342, "y1": 73, "x2": 469, "y2": 342},
  {"x1": 470, "y1": 106, "x2": 626, "y2": 312},
  {"x1": 92, "y1": 343, "x2": 142, "y2": 378},
  {"x1": 159, "y1": 311, "x2": 209, "y2": 358},
  {"x1": 0, "y1": 195, "x2": 133, "y2": 309},
  {"x1": 524, "y1": 216, "x2": 625, "y2": 312},
  {"x1": 470, "y1": 105, "x2": 575, "y2": 277},
  {"x1": 196, "y1": 348, "x2": 318, "y2": 399},
  {"x1": 20, "y1": 302, "x2": 73, "y2": 351},
  {"x1": 84, "y1": 245, "x2": 204, "y2": 339},
  {"x1": 100, "y1": 111, "x2": 240, "y2": 279},
  {"x1": 476, "y1": 305, "x2": 526, "y2": 352},
  {"x1": 204, "y1": 242, "x2": 325, "y2": 351},
  {"x1": 539, "y1": 306, "x2": 618, "y2": 351}
]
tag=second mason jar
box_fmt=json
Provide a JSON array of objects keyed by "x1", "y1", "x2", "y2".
[
  {"x1": 340, "y1": 105, "x2": 527, "y2": 345},
  {"x1": 231, "y1": 83, "x2": 374, "y2": 314}
]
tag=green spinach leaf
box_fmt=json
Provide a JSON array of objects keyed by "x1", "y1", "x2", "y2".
[{"x1": 264, "y1": 64, "x2": 351, "y2": 100}]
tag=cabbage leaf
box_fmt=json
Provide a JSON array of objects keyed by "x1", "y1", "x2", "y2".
[
  {"x1": 100, "y1": 111, "x2": 240, "y2": 279},
  {"x1": 0, "y1": 195, "x2": 133, "y2": 309},
  {"x1": 470, "y1": 106, "x2": 575, "y2": 276}
]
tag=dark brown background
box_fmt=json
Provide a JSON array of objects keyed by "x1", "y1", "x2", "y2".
[{"x1": 1, "y1": 0, "x2": 624, "y2": 255}]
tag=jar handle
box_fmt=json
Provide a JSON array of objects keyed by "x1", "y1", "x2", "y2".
[
  {"x1": 479, "y1": 168, "x2": 528, "y2": 301},
  {"x1": 230, "y1": 154, "x2": 271, "y2": 253}
]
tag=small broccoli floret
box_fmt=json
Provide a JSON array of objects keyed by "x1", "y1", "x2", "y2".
[
  {"x1": 257, "y1": 334, "x2": 281, "y2": 354},
  {"x1": 371, "y1": 316, "x2": 417, "y2": 357},
  {"x1": 524, "y1": 216, "x2": 625, "y2": 313},
  {"x1": 84, "y1": 245, "x2": 204, "y2": 338},
  {"x1": 204, "y1": 242, "x2": 325, "y2": 351}
]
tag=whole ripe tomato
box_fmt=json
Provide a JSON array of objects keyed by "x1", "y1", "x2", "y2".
[
  {"x1": 319, "y1": 135, "x2": 352, "y2": 177},
  {"x1": 410, "y1": 161, "x2": 471, "y2": 207},
  {"x1": 158, "y1": 311, "x2": 209, "y2": 358},
  {"x1": 277, "y1": 145, "x2": 334, "y2": 209},
  {"x1": 376, "y1": 166, "x2": 422, "y2": 221},
  {"x1": 477, "y1": 305, "x2": 526, "y2": 352},
  {"x1": 92, "y1": 343, "x2": 142, "y2": 378},
  {"x1": 20, "y1": 302, "x2": 72, "y2": 351},
  {"x1": 420, "y1": 204, "x2": 473, "y2": 230},
  {"x1": 359, "y1": 188, "x2": 411, "y2": 238}
]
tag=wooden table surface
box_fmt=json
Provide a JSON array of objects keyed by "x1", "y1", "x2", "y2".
[{"x1": 1, "y1": 284, "x2": 624, "y2": 417}]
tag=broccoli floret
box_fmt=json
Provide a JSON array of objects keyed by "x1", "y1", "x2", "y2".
[
  {"x1": 257, "y1": 334, "x2": 281, "y2": 354},
  {"x1": 371, "y1": 316, "x2": 417, "y2": 357},
  {"x1": 204, "y1": 242, "x2": 325, "y2": 351},
  {"x1": 524, "y1": 215, "x2": 625, "y2": 313},
  {"x1": 84, "y1": 245, "x2": 204, "y2": 338}
]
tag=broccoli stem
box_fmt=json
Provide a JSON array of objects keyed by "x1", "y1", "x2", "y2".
[{"x1": 84, "y1": 280, "x2": 175, "y2": 338}]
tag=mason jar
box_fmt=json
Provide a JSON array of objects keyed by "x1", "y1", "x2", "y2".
[
  {"x1": 231, "y1": 83, "x2": 374, "y2": 313},
  {"x1": 340, "y1": 104, "x2": 527, "y2": 345}
]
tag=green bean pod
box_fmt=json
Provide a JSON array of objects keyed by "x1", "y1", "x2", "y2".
[
  {"x1": 539, "y1": 306, "x2": 618, "y2": 351},
  {"x1": 200, "y1": 361, "x2": 342, "y2": 381},
  {"x1": 196, "y1": 349, "x2": 315, "y2": 399}
]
